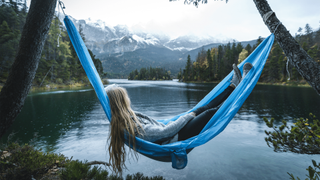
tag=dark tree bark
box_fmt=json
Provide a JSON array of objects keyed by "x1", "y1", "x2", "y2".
[
  {"x1": 0, "y1": 0, "x2": 57, "y2": 139},
  {"x1": 253, "y1": 0, "x2": 320, "y2": 96}
]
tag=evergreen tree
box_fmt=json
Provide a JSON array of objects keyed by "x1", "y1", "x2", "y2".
[
  {"x1": 277, "y1": 54, "x2": 286, "y2": 81},
  {"x1": 211, "y1": 48, "x2": 217, "y2": 80},
  {"x1": 231, "y1": 41, "x2": 238, "y2": 65},
  {"x1": 0, "y1": 20, "x2": 17, "y2": 78},
  {"x1": 184, "y1": 55, "x2": 192, "y2": 81},
  {"x1": 268, "y1": 43, "x2": 281, "y2": 81},
  {"x1": 225, "y1": 42, "x2": 232, "y2": 70},
  {"x1": 304, "y1": 23, "x2": 313, "y2": 47},
  {"x1": 236, "y1": 42, "x2": 243, "y2": 54},
  {"x1": 252, "y1": 36, "x2": 263, "y2": 51},
  {"x1": 89, "y1": 49, "x2": 104, "y2": 76},
  {"x1": 295, "y1": 27, "x2": 303, "y2": 44},
  {"x1": 307, "y1": 45, "x2": 319, "y2": 61},
  {"x1": 0, "y1": 21, "x2": 15, "y2": 44},
  {"x1": 315, "y1": 29, "x2": 320, "y2": 53},
  {"x1": 128, "y1": 67, "x2": 171, "y2": 80},
  {"x1": 0, "y1": 2, "x2": 25, "y2": 79},
  {"x1": 177, "y1": 68, "x2": 182, "y2": 80},
  {"x1": 207, "y1": 49, "x2": 213, "y2": 81},
  {"x1": 217, "y1": 45, "x2": 224, "y2": 80},
  {"x1": 245, "y1": 44, "x2": 252, "y2": 55}
]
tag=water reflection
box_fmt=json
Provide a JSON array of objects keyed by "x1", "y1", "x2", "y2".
[
  {"x1": 241, "y1": 85, "x2": 320, "y2": 124},
  {"x1": 2, "y1": 79, "x2": 320, "y2": 179},
  {"x1": 2, "y1": 88, "x2": 103, "y2": 151}
]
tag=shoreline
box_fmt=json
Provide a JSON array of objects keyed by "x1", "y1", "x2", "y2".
[
  {"x1": 0, "y1": 79, "x2": 311, "y2": 92},
  {"x1": 0, "y1": 79, "x2": 109, "y2": 92},
  {"x1": 180, "y1": 80, "x2": 311, "y2": 88},
  {"x1": 256, "y1": 81, "x2": 310, "y2": 88},
  {"x1": 30, "y1": 82, "x2": 91, "y2": 92}
]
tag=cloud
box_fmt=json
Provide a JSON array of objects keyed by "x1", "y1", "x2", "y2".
[{"x1": 56, "y1": 0, "x2": 320, "y2": 41}]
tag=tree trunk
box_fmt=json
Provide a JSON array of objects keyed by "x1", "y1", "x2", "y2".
[
  {"x1": 253, "y1": 0, "x2": 320, "y2": 96},
  {"x1": 0, "y1": 0, "x2": 57, "y2": 139}
]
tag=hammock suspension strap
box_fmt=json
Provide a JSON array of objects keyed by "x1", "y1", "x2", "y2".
[
  {"x1": 262, "y1": 11, "x2": 282, "y2": 34},
  {"x1": 262, "y1": 11, "x2": 274, "y2": 23},
  {"x1": 58, "y1": 0, "x2": 66, "y2": 16}
]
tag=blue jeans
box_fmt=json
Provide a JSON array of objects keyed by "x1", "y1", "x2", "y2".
[{"x1": 178, "y1": 86, "x2": 234, "y2": 141}]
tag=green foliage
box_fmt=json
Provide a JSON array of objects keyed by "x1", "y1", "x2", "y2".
[
  {"x1": 89, "y1": 49, "x2": 104, "y2": 76},
  {"x1": 179, "y1": 40, "x2": 243, "y2": 82},
  {"x1": 0, "y1": 3, "x2": 104, "y2": 87},
  {"x1": 238, "y1": 48, "x2": 248, "y2": 65},
  {"x1": 56, "y1": 78, "x2": 63, "y2": 84},
  {"x1": 0, "y1": 1, "x2": 26, "y2": 79},
  {"x1": 0, "y1": 142, "x2": 68, "y2": 180},
  {"x1": 264, "y1": 114, "x2": 320, "y2": 154},
  {"x1": 0, "y1": 141, "x2": 165, "y2": 180},
  {"x1": 128, "y1": 67, "x2": 171, "y2": 80},
  {"x1": 35, "y1": 15, "x2": 87, "y2": 86},
  {"x1": 125, "y1": 172, "x2": 165, "y2": 180},
  {"x1": 245, "y1": 44, "x2": 252, "y2": 55},
  {"x1": 264, "y1": 114, "x2": 320, "y2": 180},
  {"x1": 61, "y1": 160, "x2": 165, "y2": 180},
  {"x1": 179, "y1": 23, "x2": 320, "y2": 83},
  {"x1": 252, "y1": 36, "x2": 263, "y2": 51},
  {"x1": 183, "y1": 55, "x2": 193, "y2": 81},
  {"x1": 60, "y1": 160, "x2": 110, "y2": 180},
  {"x1": 288, "y1": 160, "x2": 320, "y2": 180}
]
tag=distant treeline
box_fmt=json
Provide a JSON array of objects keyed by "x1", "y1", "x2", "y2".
[
  {"x1": 178, "y1": 24, "x2": 320, "y2": 83},
  {"x1": 128, "y1": 67, "x2": 172, "y2": 80},
  {"x1": 106, "y1": 72, "x2": 127, "y2": 79},
  {"x1": 0, "y1": 1, "x2": 105, "y2": 86}
]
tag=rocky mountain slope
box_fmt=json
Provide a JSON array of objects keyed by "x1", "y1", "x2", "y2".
[{"x1": 61, "y1": 15, "x2": 257, "y2": 76}]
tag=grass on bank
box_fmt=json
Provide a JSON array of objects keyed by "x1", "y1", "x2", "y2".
[
  {"x1": 0, "y1": 142, "x2": 164, "y2": 180},
  {"x1": 0, "y1": 78, "x2": 109, "y2": 92}
]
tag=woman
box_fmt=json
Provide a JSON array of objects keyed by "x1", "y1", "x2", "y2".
[{"x1": 106, "y1": 63, "x2": 253, "y2": 174}]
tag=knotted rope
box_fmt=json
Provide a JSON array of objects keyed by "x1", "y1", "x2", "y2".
[{"x1": 263, "y1": 11, "x2": 290, "y2": 80}]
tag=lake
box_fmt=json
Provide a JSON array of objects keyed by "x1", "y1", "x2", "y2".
[{"x1": 2, "y1": 79, "x2": 320, "y2": 180}]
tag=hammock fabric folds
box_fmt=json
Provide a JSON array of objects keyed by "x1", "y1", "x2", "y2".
[{"x1": 64, "y1": 15, "x2": 274, "y2": 170}]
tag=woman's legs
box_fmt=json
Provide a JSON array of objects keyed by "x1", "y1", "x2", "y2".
[
  {"x1": 177, "y1": 62, "x2": 253, "y2": 141},
  {"x1": 192, "y1": 86, "x2": 234, "y2": 116},
  {"x1": 178, "y1": 62, "x2": 253, "y2": 141},
  {"x1": 178, "y1": 86, "x2": 234, "y2": 141}
]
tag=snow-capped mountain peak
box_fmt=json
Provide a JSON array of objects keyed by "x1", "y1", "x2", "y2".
[
  {"x1": 57, "y1": 13, "x2": 232, "y2": 55},
  {"x1": 85, "y1": 18, "x2": 108, "y2": 31}
]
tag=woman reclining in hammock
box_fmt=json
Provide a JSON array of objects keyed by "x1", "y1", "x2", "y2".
[{"x1": 105, "y1": 62, "x2": 253, "y2": 173}]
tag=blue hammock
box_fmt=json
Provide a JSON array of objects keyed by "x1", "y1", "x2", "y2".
[{"x1": 63, "y1": 15, "x2": 274, "y2": 170}]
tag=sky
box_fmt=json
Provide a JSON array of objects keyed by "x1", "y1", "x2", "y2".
[{"x1": 35, "y1": 0, "x2": 320, "y2": 41}]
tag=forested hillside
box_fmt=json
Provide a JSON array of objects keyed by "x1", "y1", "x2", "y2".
[
  {"x1": 0, "y1": 0, "x2": 27, "y2": 81},
  {"x1": 178, "y1": 25, "x2": 320, "y2": 83},
  {"x1": 0, "y1": 1, "x2": 104, "y2": 87},
  {"x1": 101, "y1": 45, "x2": 184, "y2": 78},
  {"x1": 128, "y1": 67, "x2": 171, "y2": 80}
]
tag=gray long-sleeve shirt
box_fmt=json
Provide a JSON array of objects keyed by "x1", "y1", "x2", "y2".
[{"x1": 134, "y1": 112, "x2": 194, "y2": 143}]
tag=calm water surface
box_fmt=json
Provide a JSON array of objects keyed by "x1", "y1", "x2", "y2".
[{"x1": 3, "y1": 79, "x2": 320, "y2": 180}]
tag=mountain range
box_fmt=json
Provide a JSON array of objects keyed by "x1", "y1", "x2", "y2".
[{"x1": 61, "y1": 15, "x2": 258, "y2": 76}]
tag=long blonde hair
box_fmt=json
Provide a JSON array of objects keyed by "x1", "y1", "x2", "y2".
[{"x1": 105, "y1": 85, "x2": 142, "y2": 174}]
